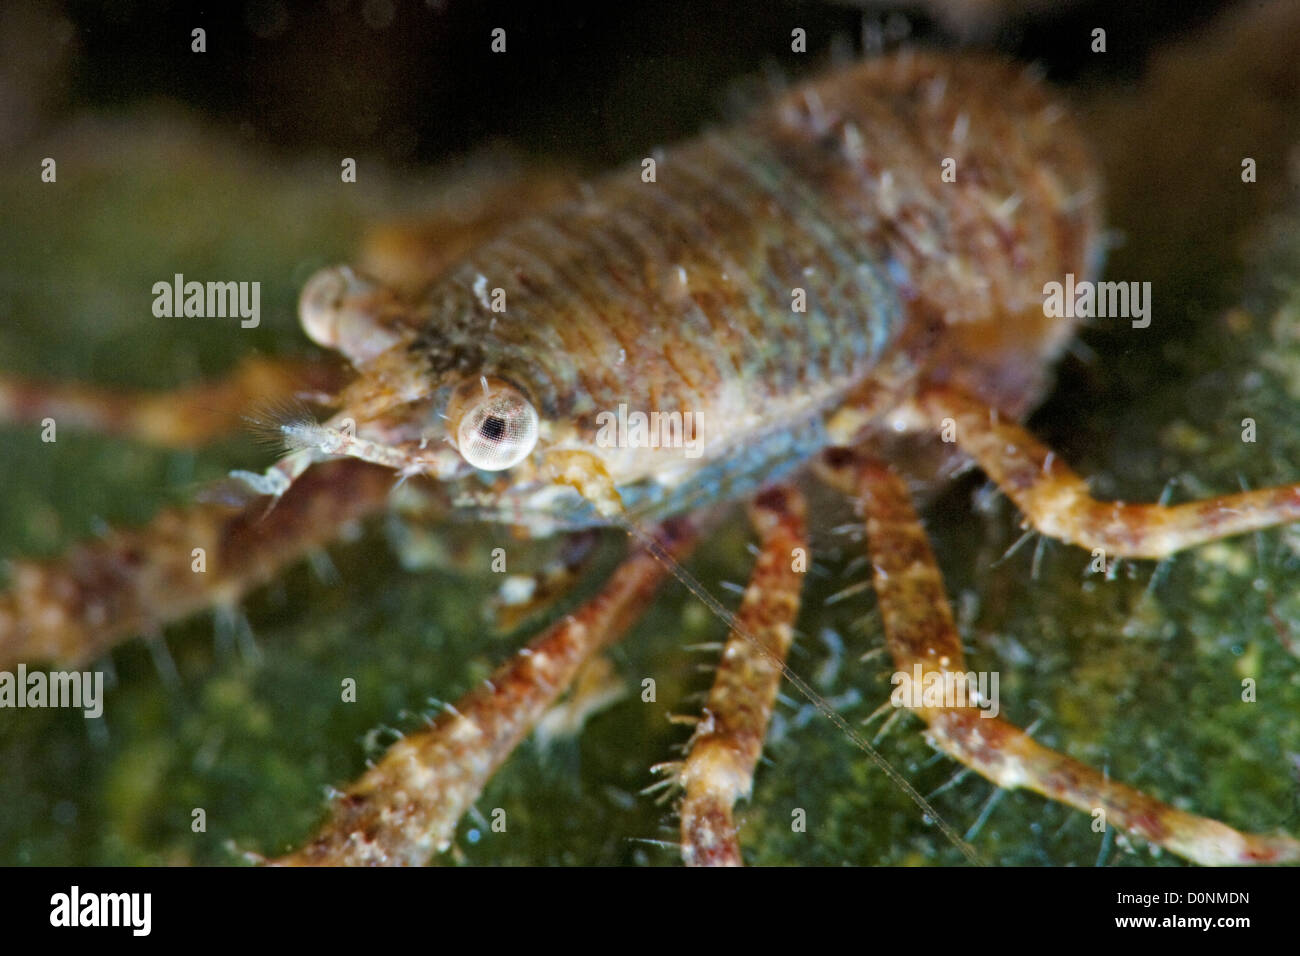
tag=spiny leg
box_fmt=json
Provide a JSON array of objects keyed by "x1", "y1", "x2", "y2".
[
  {"x1": 275, "y1": 518, "x2": 698, "y2": 866},
  {"x1": 0, "y1": 459, "x2": 421, "y2": 669},
  {"x1": 0, "y1": 354, "x2": 346, "y2": 448},
  {"x1": 676, "y1": 486, "x2": 806, "y2": 867},
  {"x1": 920, "y1": 385, "x2": 1300, "y2": 559},
  {"x1": 817, "y1": 449, "x2": 1300, "y2": 865}
]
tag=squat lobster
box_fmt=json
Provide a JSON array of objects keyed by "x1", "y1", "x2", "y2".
[{"x1": 2, "y1": 52, "x2": 1298, "y2": 866}]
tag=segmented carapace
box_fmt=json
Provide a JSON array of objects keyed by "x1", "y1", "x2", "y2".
[{"x1": 288, "y1": 52, "x2": 1100, "y2": 530}]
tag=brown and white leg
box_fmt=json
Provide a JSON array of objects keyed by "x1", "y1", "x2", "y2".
[
  {"x1": 275, "y1": 518, "x2": 697, "y2": 866},
  {"x1": 675, "y1": 486, "x2": 807, "y2": 866},
  {"x1": 920, "y1": 385, "x2": 1300, "y2": 559},
  {"x1": 0, "y1": 354, "x2": 347, "y2": 448},
  {"x1": 817, "y1": 449, "x2": 1300, "y2": 865},
  {"x1": 0, "y1": 459, "x2": 424, "y2": 669}
]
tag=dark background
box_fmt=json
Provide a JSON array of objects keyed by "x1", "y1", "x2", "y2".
[{"x1": 49, "y1": 0, "x2": 1238, "y2": 163}]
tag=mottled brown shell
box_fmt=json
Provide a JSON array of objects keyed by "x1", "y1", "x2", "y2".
[{"x1": 329, "y1": 53, "x2": 1102, "y2": 522}]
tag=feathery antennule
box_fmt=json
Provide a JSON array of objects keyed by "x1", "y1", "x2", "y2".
[
  {"x1": 241, "y1": 395, "x2": 329, "y2": 451},
  {"x1": 230, "y1": 408, "x2": 463, "y2": 501}
]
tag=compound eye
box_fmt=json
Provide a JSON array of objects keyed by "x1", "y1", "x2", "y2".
[{"x1": 454, "y1": 380, "x2": 539, "y2": 471}]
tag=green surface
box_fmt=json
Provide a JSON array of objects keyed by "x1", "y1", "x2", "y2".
[{"x1": 2, "y1": 21, "x2": 1300, "y2": 866}]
